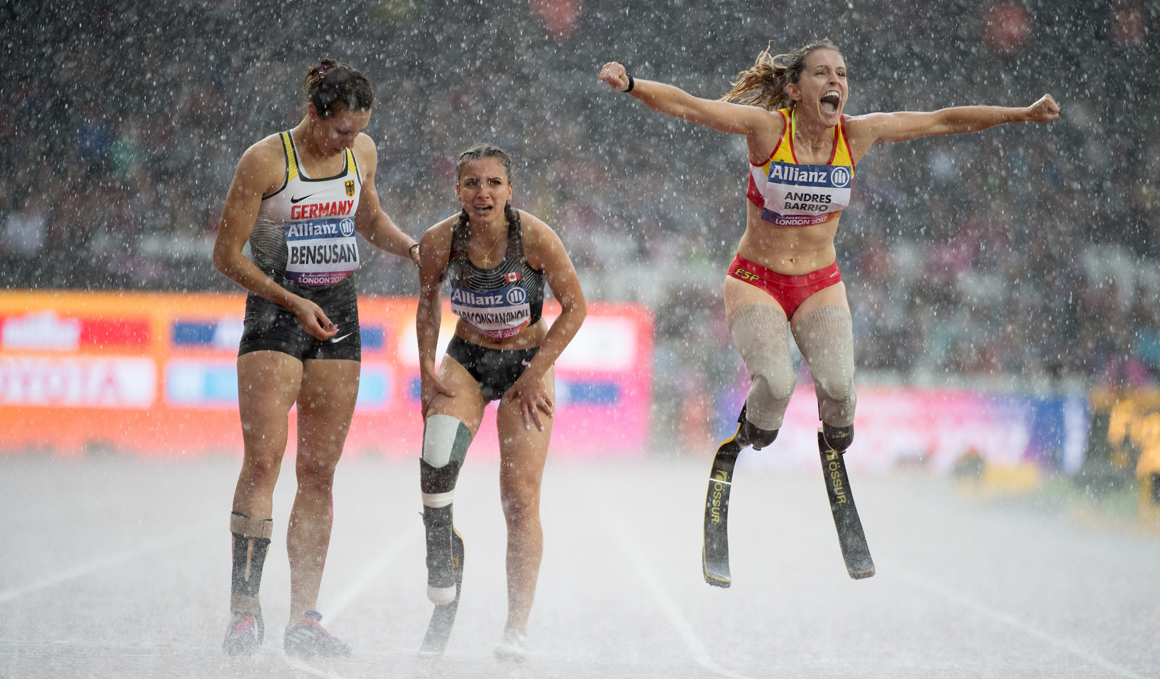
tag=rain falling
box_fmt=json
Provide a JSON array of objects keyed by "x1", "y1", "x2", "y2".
[{"x1": 1, "y1": 1, "x2": 1158, "y2": 677}]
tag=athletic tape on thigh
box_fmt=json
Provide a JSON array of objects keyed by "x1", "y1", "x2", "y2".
[
  {"x1": 422, "y1": 414, "x2": 472, "y2": 467},
  {"x1": 728, "y1": 303, "x2": 795, "y2": 431},
  {"x1": 792, "y1": 305, "x2": 857, "y2": 427}
]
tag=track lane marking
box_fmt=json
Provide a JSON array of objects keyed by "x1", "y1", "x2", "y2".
[
  {"x1": 597, "y1": 503, "x2": 754, "y2": 679},
  {"x1": 276, "y1": 522, "x2": 422, "y2": 678},
  {"x1": 322, "y1": 521, "x2": 422, "y2": 622},
  {"x1": 895, "y1": 566, "x2": 1146, "y2": 679},
  {"x1": 0, "y1": 522, "x2": 214, "y2": 603},
  {"x1": 284, "y1": 656, "x2": 350, "y2": 678}
]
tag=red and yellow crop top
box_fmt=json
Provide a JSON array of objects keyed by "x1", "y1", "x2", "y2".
[{"x1": 746, "y1": 108, "x2": 855, "y2": 228}]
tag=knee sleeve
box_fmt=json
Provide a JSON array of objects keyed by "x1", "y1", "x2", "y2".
[
  {"x1": 729, "y1": 304, "x2": 795, "y2": 431},
  {"x1": 420, "y1": 414, "x2": 472, "y2": 508},
  {"x1": 229, "y1": 512, "x2": 272, "y2": 613},
  {"x1": 793, "y1": 305, "x2": 857, "y2": 428}
]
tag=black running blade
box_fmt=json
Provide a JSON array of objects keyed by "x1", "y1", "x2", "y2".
[
  {"x1": 818, "y1": 431, "x2": 875, "y2": 580},
  {"x1": 703, "y1": 437, "x2": 741, "y2": 588},
  {"x1": 419, "y1": 530, "x2": 464, "y2": 656}
]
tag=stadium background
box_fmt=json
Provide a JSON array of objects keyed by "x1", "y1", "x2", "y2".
[{"x1": 1, "y1": 0, "x2": 1158, "y2": 489}]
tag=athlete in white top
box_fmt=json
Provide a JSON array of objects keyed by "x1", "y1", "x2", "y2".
[{"x1": 213, "y1": 58, "x2": 419, "y2": 658}]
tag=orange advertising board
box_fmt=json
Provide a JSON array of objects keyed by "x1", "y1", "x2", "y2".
[{"x1": 0, "y1": 291, "x2": 653, "y2": 458}]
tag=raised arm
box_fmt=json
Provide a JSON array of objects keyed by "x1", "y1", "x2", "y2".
[
  {"x1": 846, "y1": 94, "x2": 1060, "y2": 155},
  {"x1": 415, "y1": 220, "x2": 455, "y2": 415},
  {"x1": 505, "y1": 213, "x2": 587, "y2": 431},
  {"x1": 213, "y1": 140, "x2": 337, "y2": 341},
  {"x1": 599, "y1": 61, "x2": 782, "y2": 161},
  {"x1": 352, "y1": 135, "x2": 420, "y2": 266}
]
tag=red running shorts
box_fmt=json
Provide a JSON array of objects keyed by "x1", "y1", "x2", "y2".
[{"x1": 726, "y1": 253, "x2": 842, "y2": 318}]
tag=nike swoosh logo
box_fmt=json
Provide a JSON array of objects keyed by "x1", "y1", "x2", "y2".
[
  {"x1": 329, "y1": 333, "x2": 353, "y2": 343},
  {"x1": 290, "y1": 193, "x2": 318, "y2": 204}
]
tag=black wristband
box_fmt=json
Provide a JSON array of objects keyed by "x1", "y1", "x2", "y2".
[{"x1": 624, "y1": 75, "x2": 635, "y2": 93}]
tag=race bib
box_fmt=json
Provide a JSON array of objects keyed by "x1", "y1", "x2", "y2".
[
  {"x1": 284, "y1": 217, "x2": 359, "y2": 286},
  {"x1": 450, "y1": 285, "x2": 530, "y2": 340},
  {"x1": 753, "y1": 162, "x2": 852, "y2": 227}
]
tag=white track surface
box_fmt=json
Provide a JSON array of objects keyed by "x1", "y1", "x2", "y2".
[{"x1": 1, "y1": 454, "x2": 1157, "y2": 678}]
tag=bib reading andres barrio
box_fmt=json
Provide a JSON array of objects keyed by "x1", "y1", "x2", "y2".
[
  {"x1": 249, "y1": 131, "x2": 363, "y2": 286},
  {"x1": 443, "y1": 211, "x2": 545, "y2": 341},
  {"x1": 747, "y1": 108, "x2": 856, "y2": 227}
]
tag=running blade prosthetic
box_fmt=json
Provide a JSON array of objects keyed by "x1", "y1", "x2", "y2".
[
  {"x1": 419, "y1": 529, "x2": 464, "y2": 656},
  {"x1": 818, "y1": 429, "x2": 875, "y2": 579},
  {"x1": 702, "y1": 427, "x2": 742, "y2": 588}
]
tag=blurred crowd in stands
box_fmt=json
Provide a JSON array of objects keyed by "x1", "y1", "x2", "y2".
[{"x1": 3, "y1": 0, "x2": 1158, "y2": 434}]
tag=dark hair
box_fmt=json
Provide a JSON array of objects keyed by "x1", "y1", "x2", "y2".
[
  {"x1": 452, "y1": 143, "x2": 517, "y2": 239},
  {"x1": 303, "y1": 58, "x2": 374, "y2": 119},
  {"x1": 455, "y1": 142, "x2": 514, "y2": 183},
  {"x1": 720, "y1": 39, "x2": 844, "y2": 111}
]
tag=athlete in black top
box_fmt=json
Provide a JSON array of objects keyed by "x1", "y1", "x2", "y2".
[{"x1": 414, "y1": 143, "x2": 586, "y2": 661}]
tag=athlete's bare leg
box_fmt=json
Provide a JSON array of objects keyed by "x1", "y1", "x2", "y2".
[
  {"x1": 232, "y1": 351, "x2": 303, "y2": 520},
  {"x1": 286, "y1": 358, "x2": 360, "y2": 620},
  {"x1": 425, "y1": 357, "x2": 487, "y2": 432},
  {"x1": 495, "y1": 366, "x2": 555, "y2": 636}
]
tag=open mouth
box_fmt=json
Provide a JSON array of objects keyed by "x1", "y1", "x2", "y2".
[
  {"x1": 473, "y1": 205, "x2": 494, "y2": 215},
  {"x1": 821, "y1": 91, "x2": 841, "y2": 114}
]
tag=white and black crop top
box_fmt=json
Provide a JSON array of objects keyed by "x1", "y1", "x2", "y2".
[{"x1": 250, "y1": 131, "x2": 362, "y2": 286}]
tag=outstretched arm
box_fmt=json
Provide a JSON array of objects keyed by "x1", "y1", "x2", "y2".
[
  {"x1": 848, "y1": 95, "x2": 1060, "y2": 150},
  {"x1": 599, "y1": 61, "x2": 782, "y2": 159}
]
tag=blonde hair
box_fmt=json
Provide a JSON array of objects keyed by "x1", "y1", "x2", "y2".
[{"x1": 720, "y1": 39, "x2": 843, "y2": 111}]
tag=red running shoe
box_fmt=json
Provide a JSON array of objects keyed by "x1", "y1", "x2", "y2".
[
  {"x1": 283, "y1": 610, "x2": 351, "y2": 657},
  {"x1": 223, "y1": 611, "x2": 264, "y2": 655}
]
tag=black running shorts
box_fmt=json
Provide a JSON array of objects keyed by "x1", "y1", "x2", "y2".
[
  {"x1": 238, "y1": 277, "x2": 361, "y2": 362},
  {"x1": 445, "y1": 336, "x2": 539, "y2": 401}
]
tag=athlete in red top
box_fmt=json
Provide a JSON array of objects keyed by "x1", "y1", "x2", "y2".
[{"x1": 601, "y1": 40, "x2": 1058, "y2": 451}]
